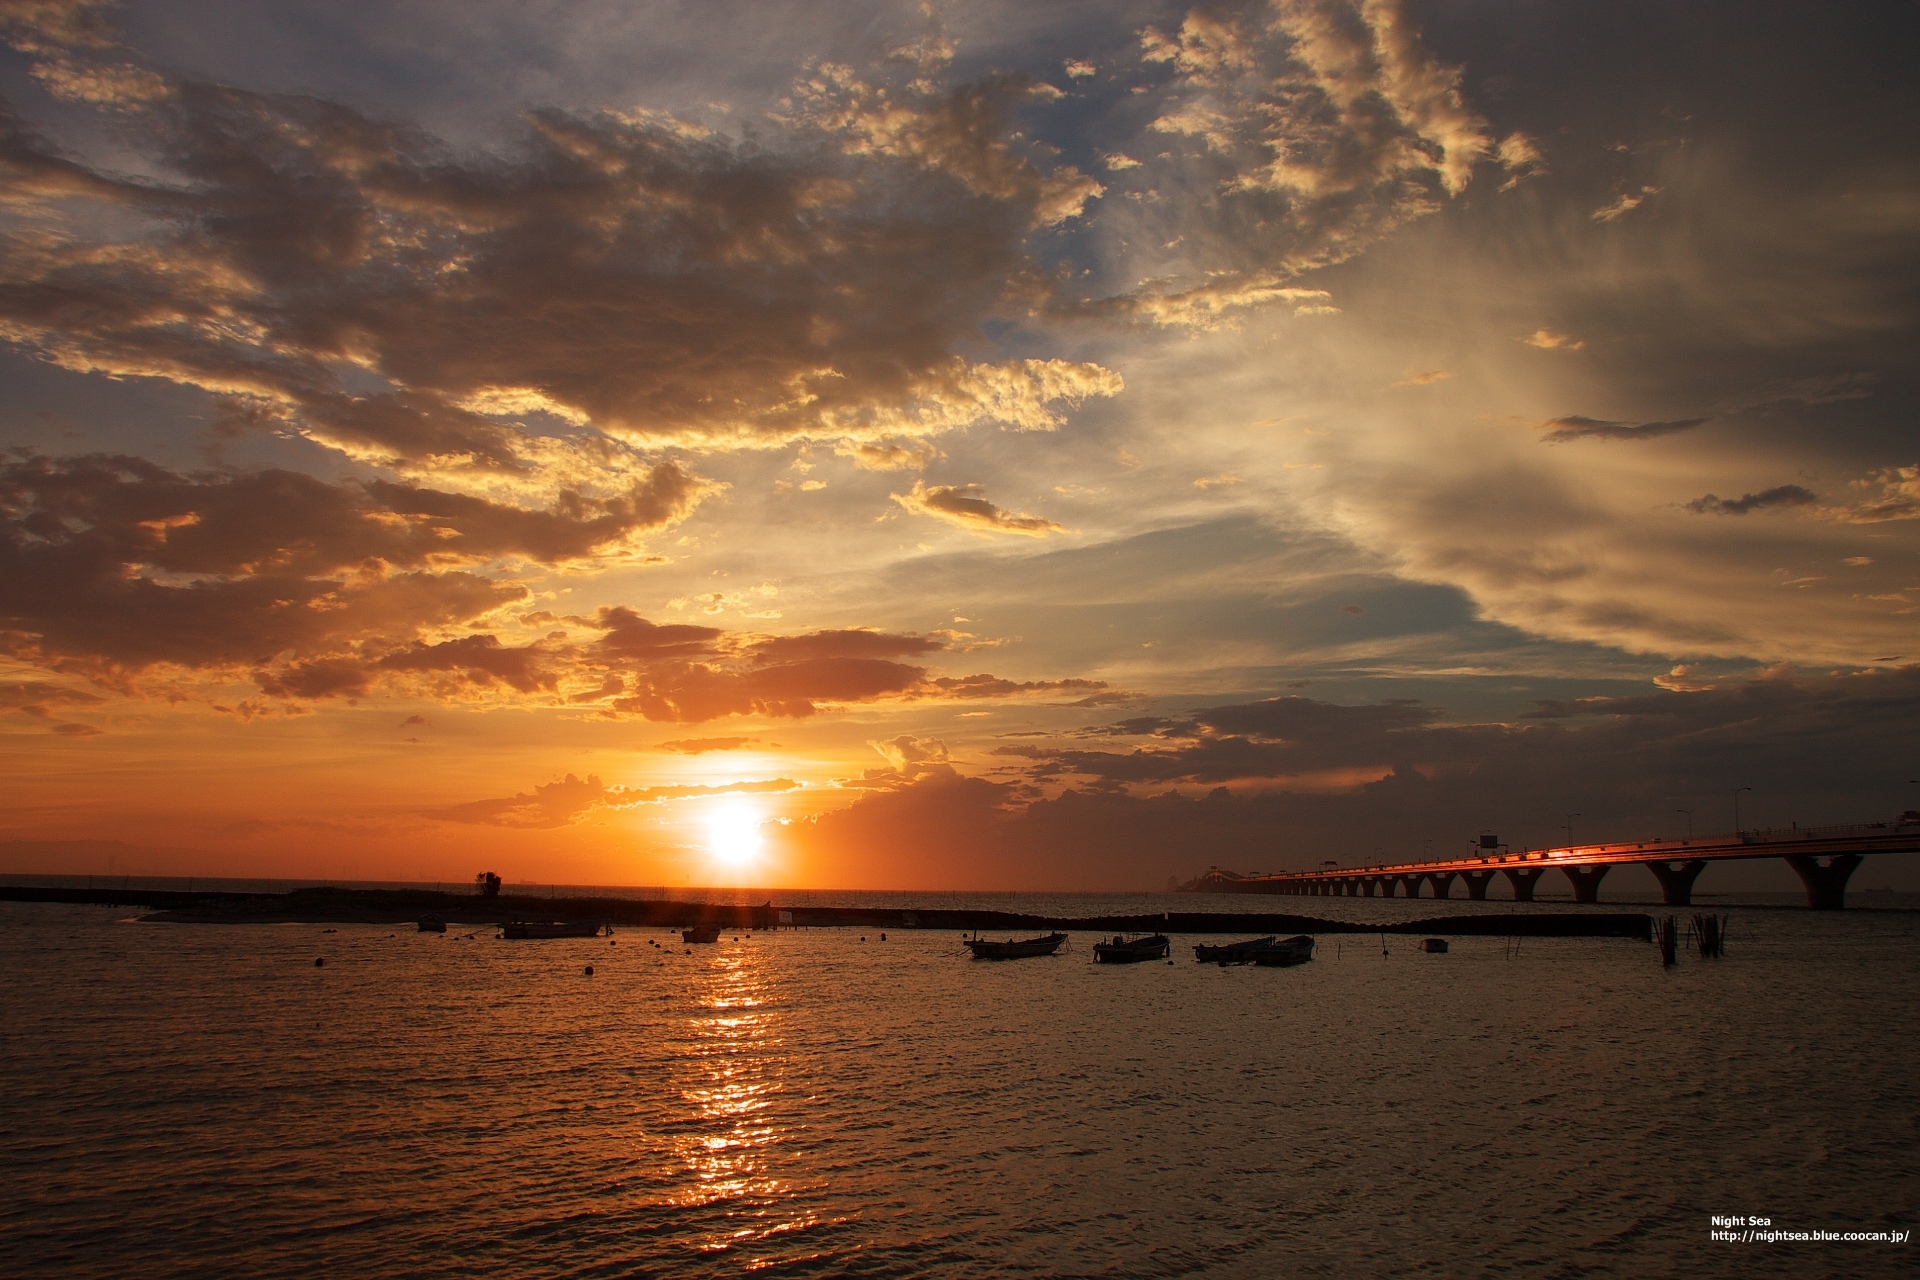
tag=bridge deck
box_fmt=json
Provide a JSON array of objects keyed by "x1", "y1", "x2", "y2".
[{"x1": 1203, "y1": 822, "x2": 1920, "y2": 887}]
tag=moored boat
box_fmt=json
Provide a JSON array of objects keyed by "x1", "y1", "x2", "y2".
[
  {"x1": 416, "y1": 915, "x2": 446, "y2": 933},
  {"x1": 1092, "y1": 933, "x2": 1170, "y2": 963},
  {"x1": 500, "y1": 920, "x2": 604, "y2": 939},
  {"x1": 1250, "y1": 934, "x2": 1315, "y2": 966},
  {"x1": 682, "y1": 923, "x2": 722, "y2": 944},
  {"x1": 1193, "y1": 935, "x2": 1274, "y2": 963},
  {"x1": 965, "y1": 931, "x2": 1067, "y2": 960}
]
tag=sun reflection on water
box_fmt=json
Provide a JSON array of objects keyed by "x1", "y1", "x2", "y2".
[{"x1": 662, "y1": 949, "x2": 832, "y2": 1258}]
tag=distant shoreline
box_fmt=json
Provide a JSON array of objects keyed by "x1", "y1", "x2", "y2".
[{"x1": 0, "y1": 884, "x2": 1663, "y2": 938}]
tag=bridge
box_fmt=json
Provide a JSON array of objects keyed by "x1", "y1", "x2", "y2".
[{"x1": 1182, "y1": 818, "x2": 1920, "y2": 909}]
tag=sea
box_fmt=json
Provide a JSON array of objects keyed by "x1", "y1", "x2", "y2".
[{"x1": 2, "y1": 884, "x2": 1916, "y2": 1278}]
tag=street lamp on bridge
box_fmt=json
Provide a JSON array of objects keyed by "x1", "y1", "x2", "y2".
[
  {"x1": 1734, "y1": 786, "x2": 1752, "y2": 835},
  {"x1": 1676, "y1": 809, "x2": 1693, "y2": 840},
  {"x1": 1564, "y1": 813, "x2": 1580, "y2": 849}
]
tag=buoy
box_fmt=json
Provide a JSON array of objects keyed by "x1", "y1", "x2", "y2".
[
  {"x1": 685, "y1": 948, "x2": 691, "y2": 955},
  {"x1": 584, "y1": 965, "x2": 594, "y2": 976},
  {"x1": 880, "y1": 933, "x2": 887, "y2": 941},
  {"x1": 314, "y1": 957, "x2": 325, "y2": 968}
]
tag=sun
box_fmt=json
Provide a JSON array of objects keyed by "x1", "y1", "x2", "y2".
[{"x1": 702, "y1": 796, "x2": 765, "y2": 877}]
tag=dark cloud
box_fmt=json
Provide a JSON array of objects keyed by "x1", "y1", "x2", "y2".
[
  {"x1": 746, "y1": 629, "x2": 944, "y2": 665},
  {"x1": 0, "y1": 679, "x2": 102, "y2": 717},
  {"x1": 1000, "y1": 671, "x2": 1920, "y2": 798},
  {"x1": 1539, "y1": 416, "x2": 1711, "y2": 443},
  {"x1": 786, "y1": 666, "x2": 1920, "y2": 888},
  {"x1": 0, "y1": 43, "x2": 1118, "y2": 474},
  {"x1": 0, "y1": 453, "x2": 706, "y2": 676},
  {"x1": 607, "y1": 656, "x2": 930, "y2": 723},
  {"x1": 1685, "y1": 485, "x2": 1817, "y2": 516}
]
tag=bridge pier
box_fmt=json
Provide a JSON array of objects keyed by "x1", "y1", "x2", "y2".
[
  {"x1": 1463, "y1": 870, "x2": 1496, "y2": 901},
  {"x1": 1376, "y1": 877, "x2": 1396, "y2": 897},
  {"x1": 1361, "y1": 878, "x2": 1378, "y2": 897},
  {"x1": 1502, "y1": 867, "x2": 1545, "y2": 902},
  {"x1": 1426, "y1": 872, "x2": 1457, "y2": 900},
  {"x1": 1563, "y1": 864, "x2": 1610, "y2": 904},
  {"x1": 1643, "y1": 859, "x2": 1708, "y2": 907},
  {"x1": 1344, "y1": 879, "x2": 1360, "y2": 897},
  {"x1": 1398, "y1": 874, "x2": 1426, "y2": 898},
  {"x1": 1785, "y1": 854, "x2": 1862, "y2": 910}
]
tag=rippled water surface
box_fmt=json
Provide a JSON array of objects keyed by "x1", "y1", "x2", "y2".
[{"x1": 3, "y1": 898, "x2": 1916, "y2": 1278}]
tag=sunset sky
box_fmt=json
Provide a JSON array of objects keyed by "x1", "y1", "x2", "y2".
[{"x1": 2, "y1": 0, "x2": 1916, "y2": 890}]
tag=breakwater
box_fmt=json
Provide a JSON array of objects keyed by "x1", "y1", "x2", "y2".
[{"x1": 0, "y1": 884, "x2": 1651, "y2": 938}]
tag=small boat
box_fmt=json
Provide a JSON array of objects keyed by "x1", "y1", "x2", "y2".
[
  {"x1": 500, "y1": 920, "x2": 604, "y2": 939},
  {"x1": 1093, "y1": 933, "x2": 1170, "y2": 964},
  {"x1": 1423, "y1": 938, "x2": 1449, "y2": 953},
  {"x1": 1250, "y1": 935, "x2": 1315, "y2": 967},
  {"x1": 1193, "y1": 935, "x2": 1275, "y2": 964},
  {"x1": 966, "y1": 931, "x2": 1067, "y2": 960},
  {"x1": 416, "y1": 915, "x2": 446, "y2": 933},
  {"x1": 682, "y1": 923, "x2": 722, "y2": 944}
]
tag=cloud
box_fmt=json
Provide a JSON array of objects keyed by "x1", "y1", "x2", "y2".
[
  {"x1": 1521, "y1": 328, "x2": 1585, "y2": 351},
  {"x1": 567, "y1": 610, "x2": 1110, "y2": 723},
  {"x1": 0, "y1": 453, "x2": 706, "y2": 676},
  {"x1": 0, "y1": 51, "x2": 1120, "y2": 478},
  {"x1": 422, "y1": 771, "x2": 797, "y2": 829},
  {"x1": 835, "y1": 438, "x2": 945, "y2": 471},
  {"x1": 1685, "y1": 485, "x2": 1817, "y2": 516},
  {"x1": 1824, "y1": 466, "x2": 1920, "y2": 523},
  {"x1": 891, "y1": 480, "x2": 1064, "y2": 536},
  {"x1": 1539, "y1": 415, "x2": 1710, "y2": 443},
  {"x1": 1392, "y1": 369, "x2": 1450, "y2": 386},
  {"x1": 0, "y1": 1, "x2": 116, "y2": 53},
  {"x1": 1592, "y1": 185, "x2": 1659, "y2": 222},
  {"x1": 657, "y1": 736, "x2": 756, "y2": 754},
  {"x1": 1093, "y1": 0, "x2": 1520, "y2": 327},
  {"x1": 1495, "y1": 132, "x2": 1546, "y2": 190},
  {"x1": 781, "y1": 668, "x2": 1920, "y2": 887},
  {"x1": 780, "y1": 62, "x2": 1104, "y2": 227},
  {"x1": 0, "y1": 679, "x2": 103, "y2": 718},
  {"x1": 983, "y1": 668, "x2": 1920, "y2": 809}
]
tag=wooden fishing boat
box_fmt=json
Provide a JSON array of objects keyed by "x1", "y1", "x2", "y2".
[
  {"x1": 500, "y1": 920, "x2": 604, "y2": 939},
  {"x1": 416, "y1": 914, "x2": 446, "y2": 933},
  {"x1": 1250, "y1": 934, "x2": 1315, "y2": 966},
  {"x1": 1192, "y1": 935, "x2": 1274, "y2": 963},
  {"x1": 965, "y1": 931, "x2": 1067, "y2": 960},
  {"x1": 1092, "y1": 933, "x2": 1170, "y2": 963},
  {"x1": 681, "y1": 923, "x2": 722, "y2": 944}
]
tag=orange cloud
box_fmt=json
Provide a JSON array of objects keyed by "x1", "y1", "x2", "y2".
[{"x1": 891, "y1": 481, "x2": 1063, "y2": 535}]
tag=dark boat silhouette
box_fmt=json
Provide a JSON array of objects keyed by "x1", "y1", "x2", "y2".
[
  {"x1": 965, "y1": 931, "x2": 1067, "y2": 960},
  {"x1": 1249, "y1": 935, "x2": 1315, "y2": 967},
  {"x1": 416, "y1": 915, "x2": 446, "y2": 933},
  {"x1": 1093, "y1": 933, "x2": 1170, "y2": 963},
  {"x1": 1193, "y1": 935, "x2": 1274, "y2": 963},
  {"x1": 500, "y1": 920, "x2": 604, "y2": 939},
  {"x1": 682, "y1": 923, "x2": 722, "y2": 944}
]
